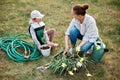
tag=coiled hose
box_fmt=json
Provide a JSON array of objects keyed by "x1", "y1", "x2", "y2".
[{"x1": 0, "y1": 34, "x2": 42, "y2": 62}]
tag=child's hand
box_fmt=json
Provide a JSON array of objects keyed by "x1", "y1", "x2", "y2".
[{"x1": 38, "y1": 45, "x2": 43, "y2": 51}]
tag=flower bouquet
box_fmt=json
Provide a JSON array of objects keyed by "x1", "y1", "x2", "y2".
[{"x1": 49, "y1": 49, "x2": 93, "y2": 77}]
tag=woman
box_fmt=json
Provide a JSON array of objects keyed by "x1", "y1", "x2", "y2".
[{"x1": 64, "y1": 4, "x2": 99, "y2": 54}]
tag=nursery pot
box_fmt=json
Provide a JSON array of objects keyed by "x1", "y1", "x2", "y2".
[{"x1": 41, "y1": 45, "x2": 51, "y2": 57}]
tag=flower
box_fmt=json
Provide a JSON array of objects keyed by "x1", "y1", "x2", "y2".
[
  {"x1": 61, "y1": 63, "x2": 67, "y2": 68},
  {"x1": 80, "y1": 58, "x2": 84, "y2": 62},
  {"x1": 76, "y1": 62, "x2": 82, "y2": 67},
  {"x1": 86, "y1": 73, "x2": 92, "y2": 77},
  {"x1": 76, "y1": 46, "x2": 80, "y2": 52},
  {"x1": 96, "y1": 45, "x2": 101, "y2": 50},
  {"x1": 68, "y1": 71, "x2": 74, "y2": 76},
  {"x1": 73, "y1": 67, "x2": 77, "y2": 71}
]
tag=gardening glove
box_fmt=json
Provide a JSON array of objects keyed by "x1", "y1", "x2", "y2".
[
  {"x1": 69, "y1": 48, "x2": 76, "y2": 54},
  {"x1": 76, "y1": 45, "x2": 81, "y2": 52}
]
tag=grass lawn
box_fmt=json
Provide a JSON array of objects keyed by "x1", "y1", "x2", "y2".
[{"x1": 0, "y1": 0, "x2": 120, "y2": 80}]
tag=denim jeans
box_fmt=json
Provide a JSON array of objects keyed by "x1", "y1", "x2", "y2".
[{"x1": 69, "y1": 26, "x2": 93, "y2": 52}]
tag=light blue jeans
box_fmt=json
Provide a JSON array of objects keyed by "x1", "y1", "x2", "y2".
[{"x1": 69, "y1": 26, "x2": 93, "y2": 53}]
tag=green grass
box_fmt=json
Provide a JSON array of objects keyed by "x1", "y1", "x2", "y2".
[{"x1": 0, "y1": 0, "x2": 120, "y2": 80}]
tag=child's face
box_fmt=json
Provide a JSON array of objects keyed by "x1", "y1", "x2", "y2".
[{"x1": 35, "y1": 18, "x2": 42, "y2": 22}]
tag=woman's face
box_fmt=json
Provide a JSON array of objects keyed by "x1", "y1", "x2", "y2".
[
  {"x1": 71, "y1": 9, "x2": 81, "y2": 20},
  {"x1": 71, "y1": 10, "x2": 79, "y2": 19}
]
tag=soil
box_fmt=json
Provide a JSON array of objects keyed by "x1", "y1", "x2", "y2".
[{"x1": 41, "y1": 46, "x2": 50, "y2": 50}]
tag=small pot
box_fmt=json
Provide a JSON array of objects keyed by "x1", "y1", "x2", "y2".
[{"x1": 41, "y1": 45, "x2": 51, "y2": 57}]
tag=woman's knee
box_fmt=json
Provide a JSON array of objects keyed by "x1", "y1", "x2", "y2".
[
  {"x1": 80, "y1": 47, "x2": 88, "y2": 52},
  {"x1": 69, "y1": 27, "x2": 78, "y2": 45},
  {"x1": 69, "y1": 27, "x2": 77, "y2": 36},
  {"x1": 80, "y1": 42, "x2": 93, "y2": 52}
]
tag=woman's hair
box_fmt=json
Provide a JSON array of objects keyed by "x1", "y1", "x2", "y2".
[{"x1": 73, "y1": 4, "x2": 89, "y2": 16}]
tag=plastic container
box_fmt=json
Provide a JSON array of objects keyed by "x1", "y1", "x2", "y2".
[{"x1": 41, "y1": 45, "x2": 51, "y2": 57}]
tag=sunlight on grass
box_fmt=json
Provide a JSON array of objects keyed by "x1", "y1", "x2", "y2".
[{"x1": 0, "y1": 0, "x2": 120, "y2": 80}]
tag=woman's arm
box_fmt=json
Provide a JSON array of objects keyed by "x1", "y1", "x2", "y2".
[
  {"x1": 63, "y1": 35, "x2": 70, "y2": 55},
  {"x1": 65, "y1": 35, "x2": 69, "y2": 51},
  {"x1": 79, "y1": 40, "x2": 87, "y2": 47},
  {"x1": 82, "y1": 19, "x2": 98, "y2": 42},
  {"x1": 63, "y1": 18, "x2": 75, "y2": 54},
  {"x1": 77, "y1": 20, "x2": 98, "y2": 51}
]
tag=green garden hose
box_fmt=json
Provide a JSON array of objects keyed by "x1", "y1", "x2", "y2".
[{"x1": 0, "y1": 34, "x2": 42, "y2": 62}]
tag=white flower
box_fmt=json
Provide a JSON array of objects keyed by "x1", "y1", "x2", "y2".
[
  {"x1": 61, "y1": 63, "x2": 67, "y2": 68},
  {"x1": 68, "y1": 71, "x2": 74, "y2": 76},
  {"x1": 73, "y1": 67, "x2": 77, "y2": 71},
  {"x1": 86, "y1": 73, "x2": 92, "y2": 77},
  {"x1": 76, "y1": 62, "x2": 82, "y2": 68},
  {"x1": 80, "y1": 58, "x2": 84, "y2": 62}
]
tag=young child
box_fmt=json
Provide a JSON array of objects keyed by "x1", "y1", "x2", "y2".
[{"x1": 29, "y1": 10, "x2": 58, "y2": 51}]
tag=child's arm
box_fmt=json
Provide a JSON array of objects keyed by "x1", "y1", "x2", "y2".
[{"x1": 30, "y1": 26, "x2": 42, "y2": 49}]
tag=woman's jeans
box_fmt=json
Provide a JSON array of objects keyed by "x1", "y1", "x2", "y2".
[{"x1": 69, "y1": 26, "x2": 93, "y2": 53}]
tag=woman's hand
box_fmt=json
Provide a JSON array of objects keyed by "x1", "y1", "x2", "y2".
[{"x1": 63, "y1": 48, "x2": 69, "y2": 55}]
